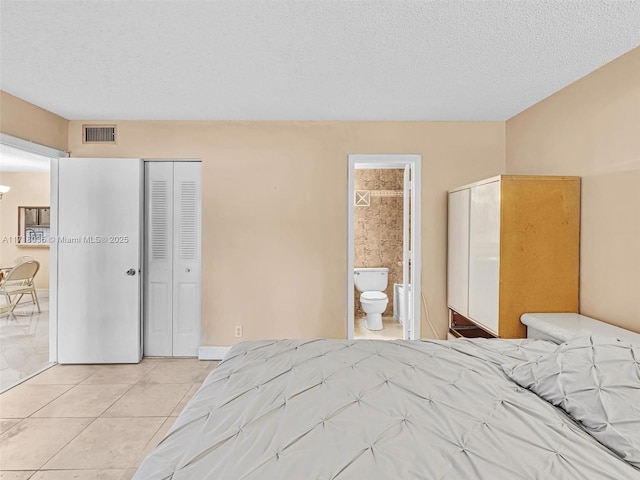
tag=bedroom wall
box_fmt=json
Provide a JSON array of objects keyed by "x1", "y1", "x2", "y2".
[
  {"x1": 0, "y1": 91, "x2": 68, "y2": 152},
  {"x1": 0, "y1": 172, "x2": 51, "y2": 289},
  {"x1": 506, "y1": 46, "x2": 640, "y2": 333},
  {"x1": 0, "y1": 91, "x2": 66, "y2": 289},
  {"x1": 67, "y1": 121, "x2": 506, "y2": 346}
]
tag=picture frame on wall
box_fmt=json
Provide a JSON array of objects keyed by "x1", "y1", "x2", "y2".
[{"x1": 18, "y1": 205, "x2": 50, "y2": 245}]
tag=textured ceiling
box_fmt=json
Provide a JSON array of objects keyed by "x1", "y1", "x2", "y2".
[{"x1": 1, "y1": 1, "x2": 639, "y2": 121}]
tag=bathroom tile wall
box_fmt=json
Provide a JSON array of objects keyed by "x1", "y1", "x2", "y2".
[{"x1": 354, "y1": 169, "x2": 404, "y2": 317}]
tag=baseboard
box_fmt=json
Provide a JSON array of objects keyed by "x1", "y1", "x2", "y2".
[
  {"x1": 36, "y1": 289, "x2": 49, "y2": 298},
  {"x1": 198, "y1": 346, "x2": 231, "y2": 360}
]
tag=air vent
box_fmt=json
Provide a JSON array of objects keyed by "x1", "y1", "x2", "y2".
[{"x1": 83, "y1": 125, "x2": 116, "y2": 143}]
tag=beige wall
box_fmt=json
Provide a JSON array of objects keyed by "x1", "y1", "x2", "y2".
[
  {"x1": 0, "y1": 91, "x2": 68, "y2": 151},
  {"x1": 13, "y1": 43, "x2": 637, "y2": 342},
  {"x1": 506, "y1": 47, "x2": 640, "y2": 333},
  {"x1": 0, "y1": 90, "x2": 62, "y2": 291},
  {"x1": 68, "y1": 121, "x2": 505, "y2": 345},
  {"x1": 3, "y1": 51, "x2": 637, "y2": 343},
  {"x1": 0, "y1": 172, "x2": 51, "y2": 289}
]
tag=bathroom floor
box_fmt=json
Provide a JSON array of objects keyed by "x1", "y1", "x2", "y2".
[{"x1": 354, "y1": 316, "x2": 404, "y2": 340}]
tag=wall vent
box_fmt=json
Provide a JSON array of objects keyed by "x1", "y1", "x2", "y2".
[{"x1": 83, "y1": 125, "x2": 117, "y2": 144}]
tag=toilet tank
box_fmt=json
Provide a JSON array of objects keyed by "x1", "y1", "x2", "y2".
[{"x1": 354, "y1": 268, "x2": 389, "y2": 292}]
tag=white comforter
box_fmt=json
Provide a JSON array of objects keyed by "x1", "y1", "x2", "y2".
[{"x1": 134, "y1": 338, "x2": 640, "y2": 479}]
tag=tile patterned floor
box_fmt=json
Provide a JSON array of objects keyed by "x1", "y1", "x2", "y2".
[
  {"x1": 0, "y1": 297, "x2": 51, "y2": 392},
  {"x1": 354, "y1": 315, "x2": 404, "y2": 340},
  {"x1": 0, "y1": 358, "x2": 218, "y2": 479}
]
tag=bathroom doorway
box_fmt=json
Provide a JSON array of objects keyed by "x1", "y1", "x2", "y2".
[{"x1": 347, "y1": 154, "x2": 421, "y2": 340}]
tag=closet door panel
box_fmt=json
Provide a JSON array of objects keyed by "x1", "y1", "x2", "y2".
[
  {"x1": 144, "y1": 162, "x2": 174, "y2": 356},
  {"x1": 172, "y1": 162, "x2": 202, "y2": 356}
]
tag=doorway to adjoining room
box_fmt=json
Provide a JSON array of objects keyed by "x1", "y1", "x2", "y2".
[
  {"x1": 347, "y1": 154, "x2": 421, "y2": 341},
  {"x1": 0, "y1": 141, "x2": 57, "y2": 392}
]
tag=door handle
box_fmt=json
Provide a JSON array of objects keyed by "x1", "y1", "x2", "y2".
[
  {"x1": 185, "y1": 268, "x2": 191, "y2": 273},
  {"x1": 126, "y1": 269, "x2": 136, "y2": 276}
]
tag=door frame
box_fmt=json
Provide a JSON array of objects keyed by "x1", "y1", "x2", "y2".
[
  {"x1": 0, "y1": 133, "x2": 68, "y2": 363},
  {"x1": 347, "y1": 154, "x2": 422, "y2": 340}
]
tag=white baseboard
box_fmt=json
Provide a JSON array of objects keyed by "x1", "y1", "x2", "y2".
[
  {"x1": 37, "y1": 289, "x2": 49, "y2": 298},
  {"x1": 198, "y1": 346, "x2": 231, "y2": 360}
]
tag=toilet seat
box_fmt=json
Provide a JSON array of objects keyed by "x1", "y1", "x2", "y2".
[{"x1": 361, "y1": 291, "x2": 388, "y2": 301}]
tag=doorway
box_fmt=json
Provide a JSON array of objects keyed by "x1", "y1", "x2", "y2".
[
  {"x1": 0, "y1": 134, "x2": 66, "y2": 391},
  {"x1": 347, "y1": 154, "x2": 421, "y2": 340}
]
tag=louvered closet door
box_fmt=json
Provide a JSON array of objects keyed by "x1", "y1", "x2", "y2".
[
  {"x1": 144, "y1": 162, "x2": 174, "y2": 356},
  {"x1": 144, "y1": 162, "x2": 201, "y2": 357},
  {"x1": 172, "y1": 162, "x2": 202, "y2": 356}
]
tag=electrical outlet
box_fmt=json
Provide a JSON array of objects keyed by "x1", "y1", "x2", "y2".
[{"x1": 234, "y1": 325, "x2": 243, "y2": 338}]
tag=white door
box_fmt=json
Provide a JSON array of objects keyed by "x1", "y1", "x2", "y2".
[
  {"x1": 57, "y1": 158, "x2": 142, "y2": 364},
  {"x1": 144, "y1": 162, "x2": 201, "y2": 357},
  {"x1": 144, "y1": 162, "x2": 173, "y2": 356},
  {"x1": 447, "y1": 188, "x2": 470, "y2": 316},
  {"x1": 172, "y1": 162, "x2": 201, "y2": 356},
  {"x1": 402, "y1": 165, "x2": 411, "y2": 339},
  {"x1": 468, "y1": 180, "x2": 500, "y2": 334}
]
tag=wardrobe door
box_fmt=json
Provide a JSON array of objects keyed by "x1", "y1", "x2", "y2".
[
  {"x1": 447, "y1": 188, "x2": 470, "y2": 316},
  {"x1": 468, "y1": 180, "x2": 500, "y2": 334}
]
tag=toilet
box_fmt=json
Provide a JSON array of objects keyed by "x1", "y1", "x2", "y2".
[{"x1": 354, "y1": 267, "x2": 389, "y2": 331}]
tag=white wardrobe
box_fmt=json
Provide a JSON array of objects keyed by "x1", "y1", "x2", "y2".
[
  {"x1": 447, "y1": 175, "x2": 580, "y2": 339},
  {"x1": 144, "y1": 161, "x2": 202, "y2": 357}
]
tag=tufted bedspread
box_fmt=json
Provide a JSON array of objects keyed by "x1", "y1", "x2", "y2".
[{"x1": 133, "y1": 338, "x2": 640, "y2": 479}]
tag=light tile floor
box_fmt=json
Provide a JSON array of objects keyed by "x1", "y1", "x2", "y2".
[
  {"x1": 0, "y1": 297, "x2": 51, "y2": 393},
  {"x1": 0, "y1": 357, "x2": 218, "y2": 479},
  {"x1": 354, "y1": 315, "x2": 404, "y2": 340}
]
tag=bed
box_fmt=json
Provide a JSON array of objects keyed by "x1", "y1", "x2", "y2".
[{"x1": 133, "y1": 336, "x2": 640, "y2": 479}]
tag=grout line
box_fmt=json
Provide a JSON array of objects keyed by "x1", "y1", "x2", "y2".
[
  {"x1": 133, "y1": 415, "x2": 172, "y2": 465},
  {"x1": 22, "y1": 384, "x2": 76, "y2": 418},
  {"x1": 94, "y1": 383, "x2": 137, "y2": 418},
  {"x1": 1, "y1": 358, "x2": 215, "y2": 477},
  {"x1": 171, "y1": 384, "x2": 197, "y2": 417},
  {"x1": 31, "y1": 416, "x2": 101, "y2": 472},
  {"x1": 0, "y1": 417, "x2": 27, "y2": 437}
]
